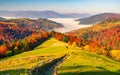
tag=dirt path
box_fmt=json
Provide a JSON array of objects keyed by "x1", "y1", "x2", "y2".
[{"x1": 30, "y1": 54, "x2": 69, "y2": 75}]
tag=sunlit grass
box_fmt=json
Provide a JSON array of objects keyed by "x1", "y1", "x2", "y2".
[{"x1": 58, "y1": 49, "x2": 120, "y2": 75}]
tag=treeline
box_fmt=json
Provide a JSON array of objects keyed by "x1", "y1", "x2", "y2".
[
  {"x1": 0, "y1": 30, "x2": 50, "y2": 58},
  {"x1": 51, "y1": 31, "x2": 84, "y2": 47}
]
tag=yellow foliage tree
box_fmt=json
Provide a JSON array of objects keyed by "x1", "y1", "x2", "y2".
[
  {"x1": 110, "y1": 50, "x2": 120, "y2": 60},
  {"x1": 72, "y1": 42, "x2": 77, "y2": 47}
]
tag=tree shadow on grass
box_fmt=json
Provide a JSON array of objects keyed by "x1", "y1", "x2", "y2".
[
  {"x1": 59, "y1": 71, "x2": 120, "y2": 75},
  {"x1": 0, "y1": 69, "x2": 30, "y2": 75},
  {"x1": 59, "y1": 65, "x2": 93, "y2": 70},
  {"x1": 59, "y1": 65, "x2": 120, "y2": 75}
]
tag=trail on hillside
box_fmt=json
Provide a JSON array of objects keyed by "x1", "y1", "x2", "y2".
[{"x1": 30, "y1": 54, "x2": 69, "y2": 75}]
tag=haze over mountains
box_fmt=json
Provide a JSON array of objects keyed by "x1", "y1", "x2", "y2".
[
  {"x1": 1, "y1": 12, "x2": 120, "y2": 34},
  {"x1": 0, "y1": 10, "x2": 90, "y2": 18}
]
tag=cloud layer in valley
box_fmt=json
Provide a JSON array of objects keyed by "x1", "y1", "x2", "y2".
[{"x1": 49, "y1": 18, "x2": 92, "y2": 33}]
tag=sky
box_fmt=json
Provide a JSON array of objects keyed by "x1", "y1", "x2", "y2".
[{"x1": 0, "y1": 0, "x2": 120, "y2": 14}]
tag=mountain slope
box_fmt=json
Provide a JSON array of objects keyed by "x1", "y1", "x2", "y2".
[
  {"x1": 0, "y1": 17, "x2": 6, "y2": 21},
  {"x1": 0, "y1": 38, "x2": 120, "y2": 75},
  {"x1": 66, "y1": 19, "x2": 120, "y2": 60},
  {"x1": 63, "y1": 13, "x2": 90, "y2": 18},
  {"x1": 68, "y1": 19, "x2": 120, "y2": 36},
  {"x1": 77, "y1": 13, "x2": 120, "y2": 24},
  {"x1": 6, "y1": 18, "x2": 63, "y2": 30},
  {"x1": 0, "y1": 11, "x2": 63, "y2": 18},
  {"x1": 0, "y1": 22, "x2": 32, "y2": 44},
  {"x1": 58, "y1": 49, "x2": 120, "y2": 75},
  {"x1": 0, "y1": 18, "x2": 63, "y2": 44}
]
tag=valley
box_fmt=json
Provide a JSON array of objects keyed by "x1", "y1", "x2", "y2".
[
  {"x1": 0, "y1": 0, "x2": 120, "y2": 75},
  {"x1": 49, "y1": 18, "x2": 92, "y2": 33},
  {"x1": 0, "y1": 9, "x2": 120, "y2": 75}
]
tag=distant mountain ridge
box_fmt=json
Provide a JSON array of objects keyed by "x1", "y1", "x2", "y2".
[
  {"x1": 77, "y1": 13, "x2": 120, "y2": 24},
  {"x1": 0, "y1": 10, "x2": 90, "y2": 18},
  {"x1": 63, "y1": 13, "x2": 90, "y2": 18},
  {"x1": 0, "y1": 17, "x2": 6, "y2": 21},
  {"x1": 2, "y1": 18, "x2": 63, "y2": 31},
  {"x1": 0, "y1": 18, "x2": 63, "y2": 44}
]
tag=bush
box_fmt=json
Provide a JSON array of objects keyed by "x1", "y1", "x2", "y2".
[
  {"x1": 63, "y1": 35, "x2": 69, "y2": 43},
  {"x1": 72, "y1": 42, "x2": 77, "y2": 47},
  {"x1": 84, "y1": 45, "x2": 90, "y2": 51},
  {"x1": 5, "y1": 50, "x2": 13, "y2": 57},
  {"x1": 109, "y1": 50, "x2": 120, "y2": 60}
]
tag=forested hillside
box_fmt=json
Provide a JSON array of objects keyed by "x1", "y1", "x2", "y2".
[
  {"x1": 0, "y1": 22, "x2": 32, "y2": 44},
  {"x1": 5, "y1": 18, "x2": 63, "y2": 30},
  {"x1": 0, "y1": 18, "x2": 63, "y2": 44},
  {"x1": 0, "y1": 18, "x2": 63, "y2": 58},
  {"x1": 52, "y1": 19, "x2": 120, "y2": 60}
]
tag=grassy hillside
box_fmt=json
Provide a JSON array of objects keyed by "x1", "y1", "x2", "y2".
[
  {"x1": 0, "y1": 38, "x2": 68, "y2": 75},
  {"x1": 0, "y1": 38, "x2": 120, "y2": 75},
  {"x1": 58, "y1": 49, "x2": 120, "y2": 75}
]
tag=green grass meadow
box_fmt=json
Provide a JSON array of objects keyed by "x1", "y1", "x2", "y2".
[{"x1": 0, "y1": 38, "x2": 120, "y2": 75}]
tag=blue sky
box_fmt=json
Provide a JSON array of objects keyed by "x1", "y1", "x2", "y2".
[{"x1": 0, "y1": 0, "x2": 120, "y2": 14}]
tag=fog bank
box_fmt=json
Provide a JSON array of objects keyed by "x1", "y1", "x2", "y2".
[{"x1": 49, "y1": 18, "x2": 92, "y2": 33}]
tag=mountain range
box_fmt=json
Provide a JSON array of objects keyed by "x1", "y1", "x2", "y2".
[
  {"x1": 0, "y1": 10, "x2": 90, "y2": 18},
  {"x1": 0, "y1": 17, "x2": 6, "y2": 21}
]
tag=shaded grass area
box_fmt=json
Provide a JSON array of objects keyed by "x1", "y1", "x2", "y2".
[
  {"x1": 31, "y1": 55, "x2": 68, "y2": 75},
  {"x1": 60, "y1": 71, "x2": 120, "y2": 75},
  {"x1": 0, "y1": 69, "x2": 30, "y2": 75}
]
